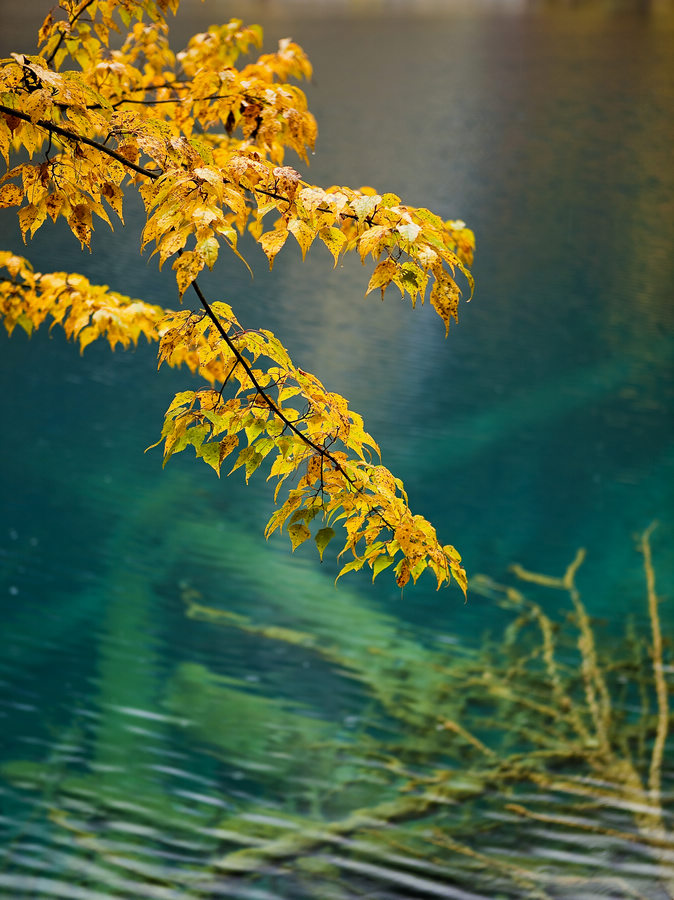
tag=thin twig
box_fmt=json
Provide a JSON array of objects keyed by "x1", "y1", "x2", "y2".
[
  {"x1": 639, "y1": 522, "x2": 668, "y2": 811},
  {"x1": 45, "y1": 0, "x2": 97, "y2": 67},
  {"x1": 189, "y1": 279, "x2": 351, "y2": 480}
]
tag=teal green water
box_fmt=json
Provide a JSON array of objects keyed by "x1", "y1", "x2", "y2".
[{"x1": 0, "y1": 3, "x2": 673, "y2": 898}]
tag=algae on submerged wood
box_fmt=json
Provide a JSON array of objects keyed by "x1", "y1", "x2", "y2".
[
  {"x1": 2, "y1": 525, "x2": 672, "y2": 899},
  {"x1": 180, "y1": 525, "x2": 673, "y2": 898}
]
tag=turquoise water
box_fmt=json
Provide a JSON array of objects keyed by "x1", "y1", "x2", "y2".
[{"x1": 1, "y1": 2, "x2": 673, "y2": 897}]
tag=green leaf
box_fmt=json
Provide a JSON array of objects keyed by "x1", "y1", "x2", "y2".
[
  {"x1": 197, "y1": 235, "x2": 219, "y2": 269},
  {"x1": 314, "y1": 527, "x2": 335, "y2": 562},
  {"x1": 244, "y1": 450, "x2": 264, "y2": 482},
  {"x1": 16, "y1": 313, "x2": 34, "y2": 336},
  {"x1": 197, "y1": 440, "x2": 222, "y2": 475},
  {"x1": 372, "y1": 553, "x2": 395, "y2": 581},
  {"x1": 335, "y1": 556, "x2": 366, "y2": 584},
  {"x1": 245, "y1": 416, "x2": 266, "y2": 444},
  {"x1": 229, "y1": 446, "x2": 254, "y2": 476},
  {"x1": 185, "y1": 424, "x2": 209, "y2": 452},
  {"x1": 288, "y1": 522, "x2": 311, "y2": 551}
]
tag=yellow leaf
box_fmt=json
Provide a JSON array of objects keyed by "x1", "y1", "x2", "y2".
[
  {"x1": 335, "y1": 556, "x2": 366, "y2": 583},
  {"x1": 197, "y1": 234, "x2": 219, "y2": 269},
  {"x1": 357, "y1": 225, "x2": 390, "y2": 262},
  {"x1": 393, "y1": 262, "x2": 427, "y2": 305},
  {"x1": 314, "y1": 526, "x2": 335, "y2": 561},
  {"x1": 445, "y1": 545, "x2": 467, "y2": 598},
  {"x1": 443, "y1": 544, "x2": 462, "y2": 563},
  {"x1": 218, "y1": 434, "x2": 240, "y2": 469},
  {"x1": 0, "y1": 119, "x2": 10, "y2": 164},
  {"x1": 0, "y1": 184, "x2": 22, "y2": 208},
  {"x1": 245, "y1": 416, "x2": 266, "y2": 444},
  {"x1": 229, "y1": 447, "x2": 264, "y2": 482},
  {"x1": 396, "y1": 221, "x2": 422, "y2": 243},
  {"x1": 416, "y1": 244, "x2": 439, "y2": 269},
  {"x1": 193, "y1": 166, "x2": 222, "y2": 186},
  {"x1": 166, "y1": 391, "x2": 197, "y2": 415},
  {"x1": 430, "y1": 272, "x2": 461, "y2": 337},
  {"x1": 395, "y1": 558, "x2": 411, "y2": 588},
  {"x1": 259, "y1": 228, "x2": 289, "y2": 268},
  {"x1": 37, "y1": 10, "x2": 55, "y2": 46},
  {"x1": 172, "y1": 250, "x2": 203, "y2": 297},
  {"x1": 101, "y1": 182, "x2": 124, "y2": 223},
  {"x1": 379, "y1": 192, "x2": 402, "y2": 208},
  {"x1": 77, "y1": 324, "x2": 100, "y2": 353},
  {"x1": 350, "y1": 194, "x2": 381, "y2": 221},
  {"x1": 17, "y1": 203, "x2": 38, "y2": 241},
  {"x1": 288, "y1": 522, "x2": 311, "y2": 551},
  {"x1": 298, "y1": 187, "x2": 326, "y2": 212},
  {"x1": 197, "y1": 441, "x2": 221, "y2": 474},
  {"x1": 20, "y1": 87, "x2": 53, "y2": 123},
  {"x1": 365, "y1": 258, "x2": 397, "y2": 299},
  {"x1": 45, "y1": 192, "x2": 66, "y2": 223},
  {"x1": 68, "y1": 203, "x2": 93, "y2": 249},
  {"x1": 272, "y1": 165, "x2": 301, "y2": 200},
  {"x1": 452, "y1": 561, "x2": 468, "y2": 599},
  {"x1": 318, "y1": 227, "x2": 346, "y2": 266},
  {"x1": 158, "y1": 225, "x2": 193, "y2": 267},
  {"x1": 287, "y1": 217, "x2": 315, "y2": 259},
  {"x1": 0, "y1": 253, "x2": 28, "y2": 278}
]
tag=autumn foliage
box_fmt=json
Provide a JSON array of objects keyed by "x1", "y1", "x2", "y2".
[{"x1": 0, "y1": 0, "x2": 474, "y2": 593}]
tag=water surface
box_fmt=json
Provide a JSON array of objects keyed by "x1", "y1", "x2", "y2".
[{"x1": 0, "y1": 2, "x2": 672, "y2": 897}]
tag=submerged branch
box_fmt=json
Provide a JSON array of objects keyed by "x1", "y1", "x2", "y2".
[{"x1": 640, "y1": 523, "x2": 669, "y2": 815}]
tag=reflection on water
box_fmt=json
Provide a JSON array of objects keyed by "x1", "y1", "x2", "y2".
[
  {"x1": 1, "y1": 494, "x2": 672, "y2": 897},
  {"x1": 1, "y1": 1, "x2": 673, "y2": 898}
]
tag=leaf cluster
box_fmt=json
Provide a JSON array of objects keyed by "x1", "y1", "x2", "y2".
[
  {"x1": 0, "y1": 0, "x2": 475, "y2": 591},
  {"x1": 153, "y1": 301, "x2": 465, "y2": 589}
]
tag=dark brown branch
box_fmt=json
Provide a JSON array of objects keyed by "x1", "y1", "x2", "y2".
[
  {"x1": 217, "y1": 358, "x2": 238, "y2": 403},
  {"x1": 45, "y1": 0, "x2": 97, "y2": 67},
  {"x1": 2, "y1": 100, "x2": 369, "y2": 227},
  {"x1": 0, "y1": 104, "x2": 161, "y2": 180},
  {"x1": 109, "y1": 91, "x2": 234, "y2": 109},
  {"x1": 0, "y1": 104, "x2": 346, "y2": 222},
  {"x1": 253, "y1": 186, "x2": 360, "y2": 224},
  {"x1": 188, "y1": 277, "x2": 354, "y2": 480},
  {"x1": 192, "y1": 279, "x2": 342, "y2": 464},
  {"x1": 189, "y1": 277, "x2": 397, "y2": 535},
  {"x1": 1, "y1": 100, "x2": 399, "y2": 535}
]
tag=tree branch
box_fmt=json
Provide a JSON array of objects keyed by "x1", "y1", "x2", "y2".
[
  {"x1": 0, "y1": 104, "x2": 161, "y2": 180},
  {"x1": 45, "y1": 0, "x2": 97, "y2": 67},
  {"x1": 189, "y1": 277, "x2": 399, "y2": 538},
  {"x1": 640, "y1": 522, "x2": 668, "y2": 815},
  {"x1": 189, "y1": 277, "x2": 353, "y2": 484},
  {"x1": 1, "y1": 102, "x2": 403, "y2": 538}
]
